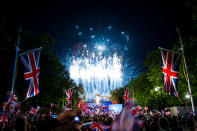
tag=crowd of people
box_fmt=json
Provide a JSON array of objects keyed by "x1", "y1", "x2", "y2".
[
  {"x1": 0, "y1": 107, "x2": 197, "y2": 131},
  {"x1": 0, "y1": 93, "x2": 196, "y2": 131}
]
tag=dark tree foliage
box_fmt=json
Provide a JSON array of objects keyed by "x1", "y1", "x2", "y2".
[
  {"x1": 0, "y1": 15, "x2": 77, "y2": 113},
  {"x1": 111, "y1": 1, "x2": 197, "y2": 110},
  {"x1": 110, "y1": 88, "x2": 124, "y2": 104}
]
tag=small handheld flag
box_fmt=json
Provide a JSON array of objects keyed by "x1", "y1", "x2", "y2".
[
  {"x1": 113, "y1": 98, "x2": 117, "y2": 104},
  {"x1": 30, "y1": 106, "x2": 40, "y2": 115},
  {"x1": 0, "y1": 111, "x2": 8, "y2": 124},
  {"x1": 64, "y1": 89, "x2": 72, "y2": 102},
  {"x1": 78, "y1": 99, "x2": 82, "y2": 109},
  {"x1": 51, "y1": 103, "x2": 56, "y2": 108},
  {"x1": 111, "y1": 100, "x2": 143, "y2": 131},
  {"x1": 1, "y1": 92, "x2": 20, "y2": 124},
  {"x1": 123, "y1": 88, "x2": 131, "y2": 103}
]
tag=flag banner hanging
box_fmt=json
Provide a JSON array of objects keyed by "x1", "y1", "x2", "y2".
[
  {"x1": 159, "y1": 48, "x2": 181, "y2": 97},
  {"x1": 20, "y1": 48, "x2": 41, "y2": 98}
]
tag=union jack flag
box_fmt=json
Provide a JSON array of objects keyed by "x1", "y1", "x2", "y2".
[
  {"x1": 108, "y1": 111, "x2": 116, "y2": 119},
  {"x1": 113, "y1": 98, "x2": 117, "y2": 104},
  {"x1": 144, "y1": 107, "x2": 149, "y2": 111},
  {"x1": 78, "y1": 99, "x2": 82, "y2": 109},
  {"x1": 64, "y1": 89, "x2": 72, "y2": 102},
  {"x1": 0, "y1": 111, "x2": 8, "y2": 124},
  {"x1": 83, "y1": 122, "x2": 110, "y2": 131},
  {"x1": 9, "y1": 94, "x2": 20, "y2": 115},
  {"x1": 2, "y1": 101, "x2": 9, "y2": 111},
  {"x1": 20, "y1": 48, "x2": 41, "y2": 98},
  {"x1": 10, "y1": 95, "x2": 17, "y2": 103},
  {"x1": 1, "y1": 92, "x2": 19, "y2": 121},
  {"x1": 160, "y1": 48, "x2": 181, "y2": 97},
  {"x1": 51, "y1": 103, "x2": 56, "y2": 108},
  {"x1": 0, "y1": 93, "x2": 11, "y2": 123},
  {"x1": 111, "y1": 100, "x2": 143, "y2": 131},
  {"x1": 136, "y1": 106, "x2": 142, "y2": 111},
  {"x1": 2, "y1": 92, "x2": 12, "y2": 111},
  {"x1": 123, "y1": 88, "x2": 131, "y2": 103},
  {"x1": 30, "y1": 106, "x2": 40, "y2": 115}
]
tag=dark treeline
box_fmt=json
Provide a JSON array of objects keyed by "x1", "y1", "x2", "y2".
[
  {"x1": 0, "y1": 15, "x2": 81, "y2": 113},
  {"x1": 111, "y1": 0, "x2": 197, "y2": 110}
]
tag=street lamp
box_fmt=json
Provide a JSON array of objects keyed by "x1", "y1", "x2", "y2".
[
  {"x1": 185, "y1": 93, "x2": 190, "y2": 99},
  {"x1": 184, "y1": 93, "x2": 191, "y2": 114},
  {"x1": 154, "y1": 87, "x2": 160, "y2": 92}
]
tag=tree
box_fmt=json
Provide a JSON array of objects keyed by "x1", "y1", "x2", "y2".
[
  {"x1": 120, "y1": 48, "x2": 194, "y2": 110},
  {"x1": 71, "y1": 84, "x2": 85, "y2": 109},
  {"x1": 110, "y1": 88, "x2": 124, "y2": 104},
  {"x1": 0, "y1": 16, "x2": 77, "y2": 113},
  {"x1": 130, "y1": 73, "x2": 152, "y2": 107},
  {"x1": 141, "y1": 50, "x2": 186, "y2": 109},
  {"x1": 13, "y1": 31, "x2": 77, "y2": 113},
  {"x1": 0, "y1": 15, "x2": 15, "y2": 106}
]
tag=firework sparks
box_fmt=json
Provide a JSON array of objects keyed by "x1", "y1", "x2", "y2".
[
  {"x1": 69, "y1": 50, "x2": 122, "y2": 100},
  {"x1": 64, "y1": 25, "x2": 141, "y2": 101}
]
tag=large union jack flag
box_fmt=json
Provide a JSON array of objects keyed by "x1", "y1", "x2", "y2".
[
  {"x1": 160, "y1": 48, "x2": 181, "y2": 97},
  {"x1": 20, "y1": 49, "x2": 41, "y2": 98}
]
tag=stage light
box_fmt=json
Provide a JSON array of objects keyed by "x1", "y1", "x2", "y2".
[{"x1": 96, "y1": 95, "x2": 100, "y2": 105}]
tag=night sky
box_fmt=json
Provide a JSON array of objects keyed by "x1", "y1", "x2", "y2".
[{"x1": 1, "y1": 0, "x2": 192, "y2": 79}]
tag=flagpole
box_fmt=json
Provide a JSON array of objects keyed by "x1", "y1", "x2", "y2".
[
  {"x1": 19, "y1": 47, "x2": 43, "y2": 55},
  {"x1": 131, "y1": 78, "x2": 135, "y2": 103},
  {"x1": 176, "y1": 28, "x2": 195, "y2": 113},
  {"x1": 11, "y1": 26, "x2": 22, "y2": 94},
  {"x1": 158, "y1": 47, "x2": 182, "y2": 54}
]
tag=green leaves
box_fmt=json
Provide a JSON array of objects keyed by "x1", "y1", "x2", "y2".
[
  {"x1": 111, "y1": 42, "x2": 197, "y2": 110},
  {"x1": 110, "y1": 88, "x2": 124, "y2": 104}
]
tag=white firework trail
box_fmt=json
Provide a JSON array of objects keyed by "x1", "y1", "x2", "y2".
[{"x1": 69, "y1": 53, "x2": 123, "y2": 101}]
